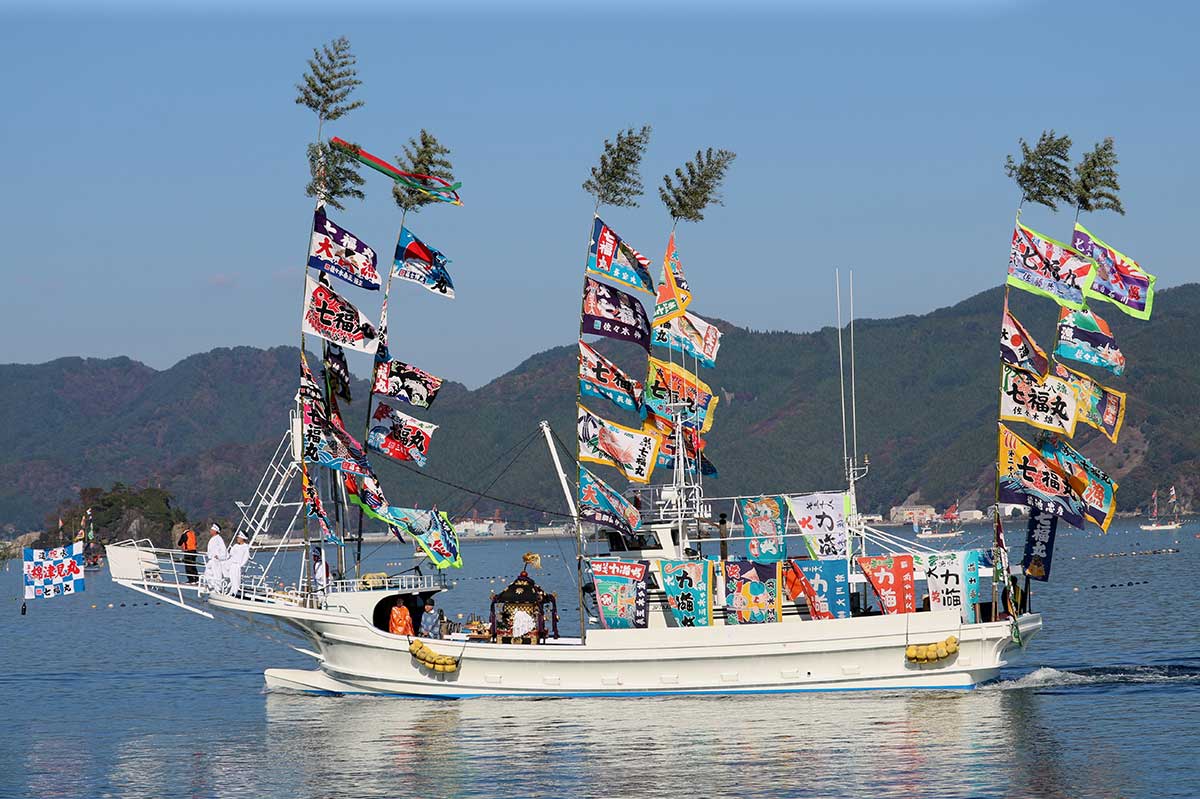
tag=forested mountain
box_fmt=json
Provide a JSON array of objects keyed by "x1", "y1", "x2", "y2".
[{"x1": 3, "y1": 284, "x2": 1197, "y2": 532}]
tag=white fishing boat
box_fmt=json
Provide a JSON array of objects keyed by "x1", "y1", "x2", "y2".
[
  {"x1": 1139, "y1": 487, "x2": 1182, "y2": 530},
  {"x1": 105, "y1": 121, "x2": 1044, "y2": 697}
]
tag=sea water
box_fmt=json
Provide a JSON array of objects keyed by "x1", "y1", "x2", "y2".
[{"x1": 1, "y1": 523, "x2": 1196, "y2": 798}]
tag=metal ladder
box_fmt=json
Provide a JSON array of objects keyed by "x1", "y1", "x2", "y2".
[{"x1": 234, "y1": 411, "x2": 303, "y2": 549}]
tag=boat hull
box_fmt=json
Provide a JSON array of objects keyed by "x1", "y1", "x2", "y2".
[{"x1": 212, "y1": 595, "x2": 1042, "y2": 698}]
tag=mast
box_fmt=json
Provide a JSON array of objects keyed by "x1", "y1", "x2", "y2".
[{"x1": 542, "y1": 421, "x2": 586, "y2": 643}]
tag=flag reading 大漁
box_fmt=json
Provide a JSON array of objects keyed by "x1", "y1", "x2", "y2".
[
  {"x1": 915, "y1": 551, "x2": 967, "y2": 620},
  {"x1": 1074, "y1": 223, "x2": 1155, "y2": 320},
  {"x1": 24, "y1": 542, "x2": 85, "y2": 599},
  {"x1": 302, "y1": 275, "x2": 379, "y2": 354},
  {"x1": 367, "y1": 402, "x2": 438, "y2": 467},
  {"x1": 857, "y1": 555, "x2": 916, "y2": 614},
  {"x1": 651, "y1": 310, "x2": 722, "y2": 368},
  {"x1": 578, "y1": 340, "x2": 643, "y2": 413},
  {"x1": 738, "y1": 496, "x2": 788, "y2": 563},
  {"x1": 660, "y1": 559, "x2": 714, "y2": 627},
  {"x1": 999, "y1": 363, "x2": 1079, "y2": 436},
  {"x1": 785, "y1": 492, "x2": 849, "y2": 559},
  {"x1": 998, "y1": 423, "x2": 1086, "y2": 528},
  {"x1": 643, "y1": 357, "x2": 718, "y2": 433},
  {"x1": 1040, "y1": 435, "x2": 1118, "y2": 531},
  {"x1": 577, "y1": 404, "x2": 660, "y2": 483},
  {"x1": 1053, "y1": 362, "x2": 1126, "y2": 443},
  {"x1": 578, "y1": 467, "x2": 641, "y2": 538},
  {"x1": 785, "y1": 559, "x2": 850, "y2": 619},
  {"x1": 393, "y1": 227, "x2": 455, "y2": 298},
  {"x1": 308, "y1": 207, "x2": 381, "y2": 290},
  {"x1": 1008, "y1": 221, "x2": 1095, "y2": 309},
  {"x1": 586, "y1": 217, "x2": 654, "y2": 295},
  {"x1": 588, "y1": 559, "x2": 649, "y2": 629},
  {"x1": 581, "y1": 277, "x2": 652, "y2": 351},
  {"x1": 1055, "y1": 306, "x2": 1126, "y2": 376}
]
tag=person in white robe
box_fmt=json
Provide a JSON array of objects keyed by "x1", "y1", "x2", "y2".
[
  {"x1": 203, "y1": 523, "x2": 229, "y2": 593},
  {"x1": 227, "y1": 531, "x2": 251, "y2": 596},
  {"x1": 311, "y1": 545, "x2": 331, "y2": 605}
]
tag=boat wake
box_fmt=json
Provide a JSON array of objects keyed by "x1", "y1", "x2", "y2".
[{"x1": 984, "y1": 663, "x2": 1200, "y2": 691}]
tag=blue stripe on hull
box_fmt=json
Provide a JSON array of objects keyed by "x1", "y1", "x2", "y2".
[{"x1": 278, "y1": 683, "x2": 978, "y2": 699}]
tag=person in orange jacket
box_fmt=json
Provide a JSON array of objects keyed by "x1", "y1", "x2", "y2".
[
  {"x1": 389, "y1": 597, "x2": 414, "y2": 636},
  {"x1": 177, "y1": 527, "x2": 199, "y2": 584}
]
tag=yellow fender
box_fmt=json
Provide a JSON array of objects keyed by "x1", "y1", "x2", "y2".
[{"x1": 906, "y1": 635, "x2": 960, "y2": 663}]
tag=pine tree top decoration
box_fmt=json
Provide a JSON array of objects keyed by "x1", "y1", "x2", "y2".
[
  {"x1": 659, "y1": 148, "x2": 737, "y2": 223},
  {"x1": 583, "y1": 125, "x2": 653, "y2": 209},
  {"x1": 305, "y1": 141, "x2": 366, "y2": 210},
  {"x1": 295, "y1": 36, "x2": 365, "y2": 124},
  {"x1": 393, "y1": 130, "x2": 456, "y2": 214},
  {"x1": 1004, "y1": 130, "x2": 1074, "y2": 211},
  {"x1": 1073, "y1": 137, "x2": 1124, "y2": 216}
]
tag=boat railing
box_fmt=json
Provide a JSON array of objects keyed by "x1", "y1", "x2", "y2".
[{"x1": 106, "y1": 538, "x2": 212, "y2": 617}]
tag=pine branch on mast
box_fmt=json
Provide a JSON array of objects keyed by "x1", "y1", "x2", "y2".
[
  {"x1": 295, "y1": 36, "x2": 366, "y2": 210},
  {"x1": 1003, "y1": 130, "x2": 1073, "y2": 211},
  {"x1": 393, "y1": 130, "x2": 457, "y2": 213},
  {"x1": 1073, "y1": 137, "x2": 1125, "y2": 216},
  {"x1": 659, "y1": 147, "x2": 736, "y2": 224},
  {"x1": 583, "y1": 125, "x2": 652, "y2": 209}
]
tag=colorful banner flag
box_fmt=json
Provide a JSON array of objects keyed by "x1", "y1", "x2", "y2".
[
  {"x1": 393, "y1": 227, "x2": 455, "y2": 299},
  {"x1": 916, "y1": 551, "x2": 967, "y2": 620},
  {"x1": 588, "y1": 559, "x2": 649, "y2": 629},
  {"x1": 308, "y1": 207, "x2": 381, "y2": 290},
  {"x1": 367, "y1": 402, "x2": 438, "y2": 467},
  {"x1": 644, "y1": 356, "x2": 718, "y2": 434},
  {"x1": 578, "y1": 466, "x2": 641, "y2": 538},
  {"x1": 998, "y1": 423, "x2": 1086, "y2": 528},
  {"x1": 586, "y1": 217, "x2": 654, "y2": 295},
  {"x1": 299, "y1": 352, "x2": 329, "y2": 429},
  {"x1": 1074, "y1": 223, "x2": 1156, "y2": 320},
  {"x1": 723, "y1": 560, "x2": 782, "y2": 625},
  {"x1": 1001, "y1": 300, "x2": 1049, "y2": 376},
  {"x1": 999, "y1": 362, "x2": 1079, "y2": 437},
  {"x1": 301, "y1": 275, "x2": 379, "y2": 354},
  {"x1": 963, "y1": 549, "x2": 985, "y2": 624},
  {"x1": 23, "y1": 542, "x2": 85, "y2": 599},
  {"x1": 343, "y1": 472, "x2": 407, "y2": 542},
  {"x1": 1007, "y1": 221, "x2": 1095, "y2": 309},
  {"x1": 1021, "y1": 509, "x2": 1058, "y2": 581},
  {"x1": 660, "y1": 559, "x2": 714, "y2": 627},
  {"x1": 301, "y1": 464, "x2": 338, "y2": 544},
  {"x1": 651, "y1": 310, "x2": 722, "y2": 368},
  {"x1": 785, "y1": 492, "x2": 849, "y2": 560},
  {"x1": 1040, "y1": 435, "x2": 1118, "y2": 531},
  {"x1": 581, "y1": 276, "x2": 652, "y2": 351},
  {"x1": 371, "y1": 357, "x2": 443, "y2": 410},
  {"x1": 578, "y1": 340, "x2": 643, "y2": 413},
  {"x1": 785, "y1": 559, "x2": 850, "y2": 619},
  {"x1": 1055, "y1": 306, "x2": 1126, "y2": 376},
  {"x1": 323, "y1": 344, "x2": 353, "y2": 402},
  {"x1": 738, "y1": 496, "x2": 788, "y2": 563},
  {"x1": 577, "y1": 403, "x2": 661, "y2": 483},
  {"x1": 1052, "y1": 362, "x2": 1126, "y2": 443},
  {"x1": 857, "y1": 555, "x2": 916, "y2": 614},
  {"x1": 302, "y1": 388, "x2": 372, "y2": 477},
  {"x1": 653, "y1": 232, "x2": 692, "y2": 325},
  {"x1": 386, "y1": 507, "x2": 462, "y2": 569}
]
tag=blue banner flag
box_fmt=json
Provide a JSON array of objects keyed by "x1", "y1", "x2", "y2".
[
  {"x1": 660, "y1": 559, "x2": 714, "y2": 627},
  {"x1": 24, "y1": 542, "x2": 86, "y2": 599}
]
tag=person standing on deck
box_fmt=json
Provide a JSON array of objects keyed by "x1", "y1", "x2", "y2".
[
  {"x1": 177, "y1": 527, "x2": 199, "y2": 583},
  {"x1": 311, "y1": 545, "x2": 331, "y2": 605},
  {"x1": 203, "y1": 523, "x2": 229, "y2": 593},
  {"x1": 389, "y1": 597, "x2": 415, "y2": 636},
  {"x1": 419, "y1": 597, "x2": 441, "y2": 638},
  {"x1": 227, "y1": 531, "x2": 250, "y2": 597}
]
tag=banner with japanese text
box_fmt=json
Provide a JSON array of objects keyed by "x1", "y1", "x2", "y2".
[
  {"x1": 393, "y1": 227, "x2": 455, "y2": 298},
  {"x1": 578, "y1": 404, "x2": 660, "y2": 484},
  {"x1": 582, "y1": 277, "x2": 652, "y2": 351},
  {"x1": 301, "y1": 275, "x2": 379, "y2": 354},
  {"x1": 916, "y1": 551, "x2": 967, "y2": 621},
  {"x1": 652, "y1": 232, "x2": 692, "y2": 325},
  {"x1": 1074, "y1": 223, "x2": 1156, "y2": 320},
  {"x1": 1053, "y1": 362, "x2": 1126, "y2": 443},
  {"x1": 786, "y1": 559, "x2": 850, "y2": 619},
  {"x1": 785, "y1": 492, "x2": 849, "y2": 559},
  {"x1": 651, "y1": 311, "x2": 722, "y2": 368},
  {"x1": 1001, "y1": 300, "x2": 1049, "y2": 376},
  {"x1": 738, "y1": 496, "x2": 788, "y2": 563},
  {"x1": 963, "y1": 549, "x2": 986, "y2": 623},
  {"x1": 578, "y1": 467, "x2": 641, "y2": 538},
  {"x1": 586, "y1": 217, "x2": 654, "y2": 295},
  {"x1": 308, "y1": 207, "x2": 381, "y2": 290},
  {"x1": 1021, "y1": 509, "x2": 1058, "y2": 581},
  {"x1": 588, "y1": 559, "x2": 649, "y2": 629},
  {"x1": 579, "y1": 340, "x2": 643, "y2": 413},
  {"x1": 644, "y1": 356, "x2": 718, "y2": 433},
  {"x1": 999, "y1": 362, "x2": 1079, "y2": 437},
  {"x1": 1040, "y1": 435, "x2": 1118, "y2": 531},
  {"x1": 387, "y1": 507, "x2": 462, "y2": 569},
  {"x1": 1055, "y1": 306, "x2": 1126, "y2": 376},
  {"x1": 660, "y1": 559, "x2": 714, "y2": 627},
  {"x1": 24, "y1": 542, "x2": 85, "y2": 599},
  {"x1": 723, "y1": 560, "x2": 781, "y2": 625},
  {"x1": 366, "y1": 402, "x2": 437, "y2": 467},
  {"x1": 857, "y1": 554, "x2": 916, "y2": 614},
  {"x1": 1007, "y1": 221, "x2": 1095, "y2": 309},
  {"x1": 998, "y1": 424, "x2": 1086, "y2": 528}
]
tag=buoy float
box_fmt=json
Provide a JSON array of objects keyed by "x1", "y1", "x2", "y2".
[
  {"x1": 906, "y1": 635, "x2": 958, "y2": 664},
  {"x1": 409, "y1": 640, "x2": 458, "y2": 673}
]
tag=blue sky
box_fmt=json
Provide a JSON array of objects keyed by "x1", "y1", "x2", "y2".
[{"x1": 3, "y1": 0, "x2": 1196, "y2": 387}]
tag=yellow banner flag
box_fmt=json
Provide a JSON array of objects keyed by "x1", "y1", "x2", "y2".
[{"x1": 645, "y1": 356, "x2": 718, "y2": 434}]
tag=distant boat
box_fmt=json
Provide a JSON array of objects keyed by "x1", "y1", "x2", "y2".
[
  {"x1": 917, "y1": 502, "x2": 965, "y2": 539},
  {"x1": 1140, "y1": 486, "x2": 1182, "y2": 531}
]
